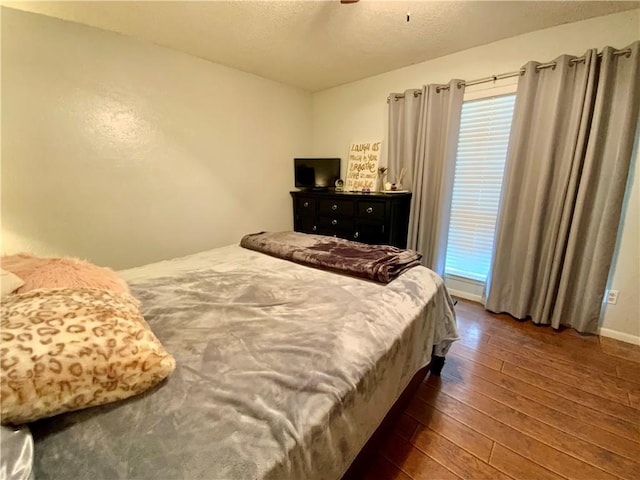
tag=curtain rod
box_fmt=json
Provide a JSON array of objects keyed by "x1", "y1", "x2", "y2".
[{"x1": 387, "y1": 47, "x2": 632, "y2": 102}]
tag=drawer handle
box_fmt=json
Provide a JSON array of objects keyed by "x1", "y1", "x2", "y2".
[
  {"x1": 312, "y1": 225, "x2": 317, "y2": 231},
  {"x1": 331, "y1": 219, "x2": 338, "y2": 225},
  {"x1": 303, "y1": 201, "x2": 309, "y2": 208},
  {"x1": 331, "y1": 204, "x2": 338, "y2": 211},
  {"x1": 354, "y1": 232, "x2": 359, "y2": 239},
  {"x1": 366, "y1": 207, "x2": 373, "y2": 214}
]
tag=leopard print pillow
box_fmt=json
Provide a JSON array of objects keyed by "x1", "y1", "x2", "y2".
[{"x1": 0, "y1": 288, "x2": 175, "y2": 425}]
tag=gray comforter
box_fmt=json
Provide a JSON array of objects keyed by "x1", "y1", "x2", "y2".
[{"x1": 26, "y1": 245, "x2": 458, "y2": 480}]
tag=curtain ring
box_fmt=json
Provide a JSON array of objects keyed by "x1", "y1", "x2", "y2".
[
  {"x1": 435, "y1": 86, "x2": 441, "y2": 93},
  {"x1": 394, "y1": 96, "x2": 399, "y2": 102},
  {"x1": 413, "y1": 90, "x2": 420, "y2": 97},
  {"x1": 456, "y1": 81, "x2": 463, "y2": 89}
]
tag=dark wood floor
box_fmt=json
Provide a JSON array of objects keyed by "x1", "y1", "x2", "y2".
[{"x1": 364, "y1": 298, "x2": 640, "y2": 480}]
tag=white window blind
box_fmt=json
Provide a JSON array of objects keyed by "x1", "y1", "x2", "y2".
[{"x1": 445, "y1": 93, "x2": 516, "y2": 282}]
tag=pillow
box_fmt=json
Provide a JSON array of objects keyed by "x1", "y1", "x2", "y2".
[
  {"x1": 1, "y1": 254, "x2": 48, "y2": 285},
  {"x1": 0, "y1": 288, "x2": 176, "y2": 425},
  {"x1": 1, "y1": 269, "x2": 24, "y2": 298},
  {"x1": 1, "y1": 255, "x2": 129, "y2": 295}
]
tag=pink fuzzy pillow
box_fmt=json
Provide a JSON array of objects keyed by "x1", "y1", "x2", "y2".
[
  {"x1": 1, "y1": 253, "x2": 49, "y2": 281},
  {"x1": 1, "y1": 255, "x2": 129, "y2": 294}
]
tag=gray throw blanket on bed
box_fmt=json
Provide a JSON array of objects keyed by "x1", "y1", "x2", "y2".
[{"x1": 240, "y1": 231, "x2": 422, "y2": 283}]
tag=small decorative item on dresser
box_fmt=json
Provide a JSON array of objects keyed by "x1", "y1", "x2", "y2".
[
  {"x1": 377, "y1": 166, "x2": 388, "y2": 192},
  {"x1": 335, "y1": 179, "x2": 344, "y2": 192},
  {"x1": 396, "y1": 166, "x2": 407, "y2": 190}
]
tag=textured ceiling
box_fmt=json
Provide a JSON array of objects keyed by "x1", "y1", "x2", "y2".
[{"x1": 3, "y1": 1, "x2": 638, "y2": 92}]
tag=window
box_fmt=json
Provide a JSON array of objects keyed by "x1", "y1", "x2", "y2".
[{"x1": 445, "y1": 92, "x2": 516, "y2": 283}]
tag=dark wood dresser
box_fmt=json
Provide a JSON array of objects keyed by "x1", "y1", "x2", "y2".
[{"x1": 290, "y1": 190, "x2": 412, "y2": 248}]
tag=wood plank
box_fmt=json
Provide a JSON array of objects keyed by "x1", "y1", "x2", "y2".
[
  {"x1": 456, "y1": 332, "x2": 492, "y2": 350},
  {"x1": 601, "y1": 336, "x2": 640, "y2": 364},
  {"x1": 405, "y1": 396, "x2": 493, "y2": 461},
  {"x1": 488, "y1": 335, "x2": 640, "y2": 401},
  {"x1": 485, "y1": 330, "x2": 620, "y2": 376},
  {"x1": 431, "y1": 375, "x2": 640, "y2": 480},
  {"x1": 500, "y1": 324, "x2": 597, "y2": 357},
  {"x1": 441, "y1": 352, "x2": 640, "y2": 442},
  {"x1": 362, "y1": 456, "x2": 412, "y2": 480},
  {"x1": 380, "y1": 433, "x2": 460, "y2": 480},
  {"x1": 416, "y1": 385, "x2": 616, "y2": 480},
  {"x1": 494, "y1": 328, "x2": 619, "y2": 377},
  {"x1": 411, "y1": 426, "x2": 510, "y2": 480},
  {"x1": 457, "y1": 304, "x2": 623, "y2": 376},
  {"x1": 617, "y1": 360, "x2": 640, "y2": 384},
  {"x1": 393, "y1": 413, "x2": 419, "y2": 441},
  {"x1": 501, "y1": 362, "x2": 640, "y2": 424},
  {"x1": 490, "y1": 443, "x2": 565, "y2": 480},
  {"x1": 630, "y1": 391, "x2": 640, "y2": 410},
  {"x1": 449, "y1": 341, "x2": 503, "y2": 371},
  {"x1": 453, "y1": 319, "x2": 491, "y2": 346},
  {"x1": 437, "y1": 364, "x2": 640, "y2": 462},
  {"x1": 455, "y1": 318, "x2": 615, "y2": 375},
  {"x1": 463, "y1": 338, "x2": 632, "y2": 405}
]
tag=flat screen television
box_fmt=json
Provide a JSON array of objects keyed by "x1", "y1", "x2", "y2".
[{"x1": 294, "y1": 158, "x2": 340, "y2": 190}]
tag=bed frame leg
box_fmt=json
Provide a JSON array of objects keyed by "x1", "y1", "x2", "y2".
[{"x1": 430, "y1": 356, "x2": 446, "y2": 376}]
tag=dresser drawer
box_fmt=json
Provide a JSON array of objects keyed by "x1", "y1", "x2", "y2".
[
  {"x1": 318, "y1": 199, "x2": 354, "y2": 217},
  {"x1": 297, "y1": 198, "x2": 316, "y2": 216},
  {"x1": 355, "y1": 220, "x2": 386, "y2": 245},
  {"x1": 317, "y1": 216, "x2": 353, "y2": 232},
  {"x1": 357, "y1": 201, "x2": 386, "y2": 220}
]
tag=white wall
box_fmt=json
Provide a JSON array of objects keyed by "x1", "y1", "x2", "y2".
[
  {"x1": 1, "y1": 7, "x2": 312, "y2": 269},
  {"x1": 601, "y1": 131, "x2": 639, "y2": 345},
  {"x1": 311, "y1": 10, "x2": 640, "y2": 341}
]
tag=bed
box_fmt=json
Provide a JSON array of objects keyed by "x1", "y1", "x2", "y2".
[{"x1": 4, "y1": 237, "x2": 458, "y2": 480}]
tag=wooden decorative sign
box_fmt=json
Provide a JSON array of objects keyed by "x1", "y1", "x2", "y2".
[{"x1": 345, "y1": 141, "x2": 381, "y2": 192}]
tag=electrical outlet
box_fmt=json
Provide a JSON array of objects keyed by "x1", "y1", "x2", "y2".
[{"x1": 607, "y1": 290, "x2": 619, "y2": 304}]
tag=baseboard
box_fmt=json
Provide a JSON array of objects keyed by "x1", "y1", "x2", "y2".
[
  {"x1": 598, "y1": 327, "x2": 640, "y2": 346},
  {"x1": 447, "y1": 288, "x2": 483, "y2": 304}
]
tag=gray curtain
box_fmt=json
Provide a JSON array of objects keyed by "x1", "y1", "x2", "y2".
[
  {"x1": 486, "y1": 41, "x2": 640, "y2": 332},
  {"x1": 387, "y1": 88, "x2": 422, "y2": 191},
  {"x1": 387, "y1": 80, "x2": 465, "y2": 275}
]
